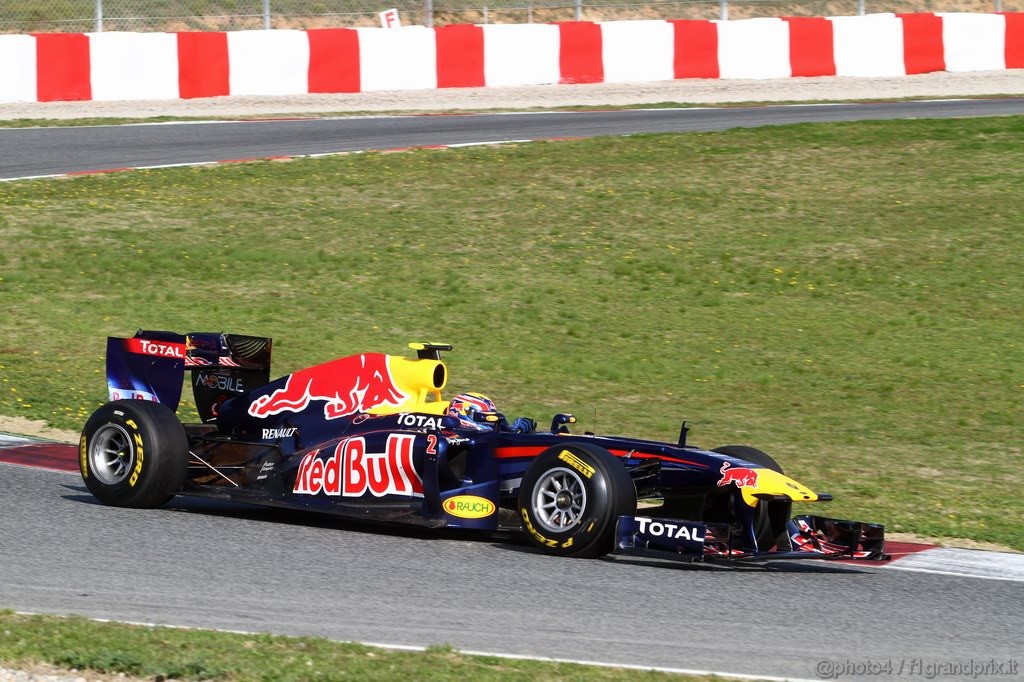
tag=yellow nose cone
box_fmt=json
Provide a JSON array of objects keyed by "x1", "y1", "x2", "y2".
[{"x1": 734, "y1": 469, "x2": 821, "y2": 507}]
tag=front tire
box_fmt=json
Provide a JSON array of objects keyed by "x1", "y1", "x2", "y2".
[
  {"x1": 711, "y1": 445, "x2": 783, "y2": 473},
  {"x1": 518, "y1": 443, "x2": 636, "y2": 558},
  {"x1": 80, "y1": 400, "x2": 188, "y2": 508}
]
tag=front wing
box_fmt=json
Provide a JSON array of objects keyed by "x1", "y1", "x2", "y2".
[{"x1": 614, "y1": 514, "x2": 888, "y2": 563}]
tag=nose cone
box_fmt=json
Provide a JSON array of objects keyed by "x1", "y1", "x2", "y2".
[{"x1": 738, "y1": 469, "x2": 821, "y2": 507}]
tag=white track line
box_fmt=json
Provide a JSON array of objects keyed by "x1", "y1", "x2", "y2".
[
  {"x1": 0, "y1": 434, "x2": 32, "y2": 446},
  {"x1": 12, "y1": 610, "x2": 816, "y2": 681},
  {"x1": 0, "y1": 140, "x2": 537, "y2": 182},
  {"x1": 452, "y1": 648, "x2": 820, "y2": 681},
  {"x1": 886, "y1": 548, "x2": 1024, "y2": 583}
]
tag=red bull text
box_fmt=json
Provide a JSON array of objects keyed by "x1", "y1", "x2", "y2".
[
  {"x1": 292, "y1": 434, "x2": 422, "y2": 497},
  {"x1": 248, "y1": 353, "x2": 408, "y2": 420}
]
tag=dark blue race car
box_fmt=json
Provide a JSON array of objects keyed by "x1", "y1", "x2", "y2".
[{"x1": 80, "y1": 331, "x2": 886, "y2": 563}]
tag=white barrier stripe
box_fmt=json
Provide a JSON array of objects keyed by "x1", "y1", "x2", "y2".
[{"x1": 1, "y1": 16, "x2": 1021, "y2": 103}]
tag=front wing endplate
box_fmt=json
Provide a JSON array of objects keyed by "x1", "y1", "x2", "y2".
[{"x1": 613, "y1": 514, "x2": 888, "y2": 563}]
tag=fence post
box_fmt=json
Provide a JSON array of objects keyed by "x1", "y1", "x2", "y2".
[
  {"x1": 575, "y1": 0, "x2": 582, "y2": 20},
  {"x1": 719, "y1": 0, "x2": 728, "y2": 20},
  {"x1": 263, "y1": 0, "x2": 271, "y2": 29},
  {"x1": 424, "y1": 0, "x2": 433, "y2": 27},
  {"x1": 857, "y1": 0, "x2": 865, "y2": 14},
  {"x1": 95, "y1": 0, "x2": 103, "y2": 31}
]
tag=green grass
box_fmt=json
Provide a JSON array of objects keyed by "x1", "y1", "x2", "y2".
[
  {"x1": 1, "y1": 117, "x2": 1022, "y2": 550},
  {"x1": 0, "y1": 611, "x2": 698, "y2": 681}
]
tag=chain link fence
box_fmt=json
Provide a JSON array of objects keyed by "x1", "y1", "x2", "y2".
[{"x1": 0, "y1": 0, "x2": 1018, "y2": 32}]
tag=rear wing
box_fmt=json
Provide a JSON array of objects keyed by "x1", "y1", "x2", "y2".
[{"x1": 106, "y1": 330, "x2": 271, "y2": 421}]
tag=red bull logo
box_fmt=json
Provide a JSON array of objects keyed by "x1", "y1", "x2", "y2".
[
  {"x1": 248, "y1": 353, "x2": 408, "y2": 420},
  {"x1": 717, "y1": 461, "x2": 759, "y2": 488},
  {"x1": 292, "y1": 434, "x2": 422, "y2": 497}
]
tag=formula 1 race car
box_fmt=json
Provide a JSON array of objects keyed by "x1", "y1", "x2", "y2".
[{"x1": 80, "y1": 331, "x2": 887, "y2": 563}]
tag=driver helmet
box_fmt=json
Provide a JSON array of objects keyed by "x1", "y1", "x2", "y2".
[{"x1": 447, "y1": 392, "x2": 497, "y2": 424}]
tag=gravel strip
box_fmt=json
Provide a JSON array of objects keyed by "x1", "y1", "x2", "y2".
[
  {"x1": 1, "y1": 70, "x2": 1022, "y2": 120},
  {"x1": 0, "y1": 667, "x2": 145, "y2": 682}
]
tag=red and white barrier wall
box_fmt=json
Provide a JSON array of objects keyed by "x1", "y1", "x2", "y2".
[{"x1": 1, "y1": 13, "x2": 1022, "y2": 103}]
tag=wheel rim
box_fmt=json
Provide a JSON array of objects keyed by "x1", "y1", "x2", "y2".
[
  {"x1": 532, "y1": 466, "x2": 587, "y2": 533},
  {"x1": 89, "y1": 423, "x2": 135, "y2": 485}
]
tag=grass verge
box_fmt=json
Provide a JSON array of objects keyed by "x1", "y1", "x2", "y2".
[
  {"x1": 0, "y1": 116, "x2": 1021, "y2": 549},
  {"x1": 0, "y1": 611, "x2": 698, "y2": 681}
]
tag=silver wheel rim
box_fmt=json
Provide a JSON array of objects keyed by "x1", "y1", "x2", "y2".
[
  {"x1": 532, "y1": 466, "x2": 587, "y2": 533},
  {"x1": 89, "y1": 423, "x2": 135, "y2": 485}
]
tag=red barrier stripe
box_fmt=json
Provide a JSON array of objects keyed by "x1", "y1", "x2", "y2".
[
  {"x1": 436, "y1": 24, "x2": 484, "y2": 88},
  {"x1": 307, "y1": 28, "x2": 360, "y2": 94},
  {"x1": 34, "y1": 33, "x2": 91, "y2": 102},
  {"x1": 0, "y1": 443, "x2": 79, "y2": 473},
  {"x1": 899, "y1": 13, "x2": 945, "y2": 74},
  {"x1": 1005, "y1": 12, "x2": 1024, "y2": 68},
  {"x1": 558, "y1": 22, "x2": 603, "y2": 84},
  {"x1": 670, "y1": 20, "x2": 719, "y2": 79},
  {"x1": 784, "y1": 17, "x2": 835, "y2": 77},
  {"x1": 177, "y1": 32, "x2": 229, "y2": 99}
]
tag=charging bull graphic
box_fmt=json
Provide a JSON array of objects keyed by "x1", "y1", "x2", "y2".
[
  {"x1": 717, "y1": 461, "x2": 759, "y2": 488},
  {"x1": 248, "y1": 353, "x2": 409, "y2": 420}
]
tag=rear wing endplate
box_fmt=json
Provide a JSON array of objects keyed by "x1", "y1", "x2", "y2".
[{"x1": 106, "y1": 330, "x2": 271, "y2": 421}]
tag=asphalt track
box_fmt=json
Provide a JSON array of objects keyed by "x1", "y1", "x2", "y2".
[
  {"x1": 3, "y1": 98, "x2": 1024, "y2": 678},
  {"x1": 2, "y1": 98, "x2": 1024, "y2": 180},
  {"x1": 1, "y1": 459, "x2": 1022, "y2": 680}
]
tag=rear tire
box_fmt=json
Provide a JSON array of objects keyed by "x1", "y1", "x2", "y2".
[
  {"x1": 80, "y1": 400, "x2": 188, "y2": 508},
  {"x1": 518, "y1": 443, "x2": 636, "y2": 558}
]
